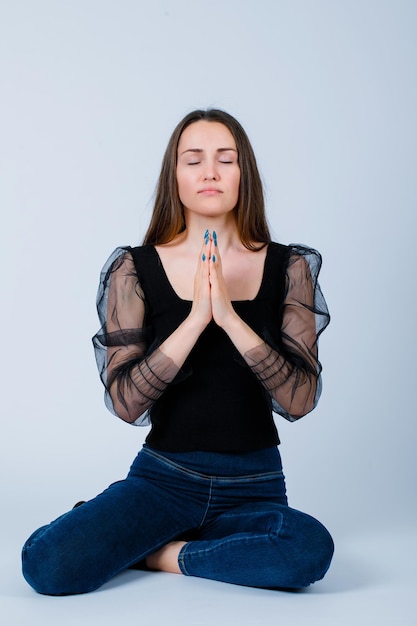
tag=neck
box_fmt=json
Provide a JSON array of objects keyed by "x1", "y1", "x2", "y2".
[{"x1": 181, "y1": 213, "x2": 241, "y2": 251}]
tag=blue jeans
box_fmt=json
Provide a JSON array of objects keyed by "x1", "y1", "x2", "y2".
[{"x1": 22, "y1": 445, "x2": 334, "y2": 595}]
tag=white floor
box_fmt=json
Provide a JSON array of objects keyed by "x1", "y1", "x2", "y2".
[{"x1": 1, "y1": 518, "x2": 416, "y2": 626}]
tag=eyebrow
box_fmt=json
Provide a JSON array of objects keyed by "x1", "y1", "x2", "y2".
[{"x1": 179, "y1": 147, "x2": 237, "y2": 156}]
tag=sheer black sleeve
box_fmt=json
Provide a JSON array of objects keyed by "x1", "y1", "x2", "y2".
[
  {"x1": 243, "y1": 245, "x2": 330, "y2": 421},
  {"x1": 92, "y1": 247, "x2": 180, "y2": 425}
]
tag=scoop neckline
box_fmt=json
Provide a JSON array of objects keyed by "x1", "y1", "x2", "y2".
[{"x1": 151, "y1": 244, "x2": 270, "y2": 304}]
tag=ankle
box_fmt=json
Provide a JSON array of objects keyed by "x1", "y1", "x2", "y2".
[{"x1": 146, "y1": 541, "x2": 187, "y2": 574}]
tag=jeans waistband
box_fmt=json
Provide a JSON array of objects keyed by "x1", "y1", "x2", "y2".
[{"x1": 142, "y1": 444, "x2": 283, "y2": 479}]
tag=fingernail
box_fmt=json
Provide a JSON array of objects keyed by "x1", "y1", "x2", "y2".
[
  {"x1": 213, "y1": 231, "x2": 217, "y2": 246},
  {"x1": 202, "y1": 253, "x2": 206, "y2": 261},
  {"x1": 212, "y1": 254, "x2": 216, "y2": 262}
]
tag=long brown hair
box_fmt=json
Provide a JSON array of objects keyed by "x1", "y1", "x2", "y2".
[{"x1": 143, "y1": 109, "x2": 271, "y2": 250}]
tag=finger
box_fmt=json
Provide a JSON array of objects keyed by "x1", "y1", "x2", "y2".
[
  {"x1": 211, "y1": 230, "x2": 221, "y2": 266},
  {"x1": 209, "y1": 246, "x2": 219, "y2": 272},
  {"x1": 196, "y1": 233, "x2": 211, "y2": 294},
  {"x1": 201, "y1": 229, "x2": 211, "y2": 263},
  {"x1": 209, "y1": 249, "x2": 218, "y2": 288},
  {"x1": 212, "y1": 230, "x2": 218, "y2": 250},
  {"x1": 196, "y1": 231, "x2": 209, "y2": 278}
]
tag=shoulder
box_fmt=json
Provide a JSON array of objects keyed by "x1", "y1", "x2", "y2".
[
  {"x1": 266, "y1": 243, "x2": 325, "y2": 287},
  {"x1": 128, "y1": 245, "x2": 159, "y2": 272},
  {"x1": 128, "y1": 244, "x2": 155, "y2": 260},
  {"x1": 100, "y1": 245, "x2": 160, "y2": 280},
  {"x1": 129, "y1": 244, "x2": 155, "y2": 254},
  {"x1": 270, "y1": 241, "x2": 322, "y2": 267},
  {"x1": 286, "y1": 243, "x2": 323, "y2": 281},
  {"x1": 269, "y1": 241, "x2": 321, "y2": 257},
  {"x1": 268, "y1": 241, "x2": 291, "y2": 256},
  {"x1": 265, "y1": 242, "x2": 291, "y2": 270},
  {"x1": 99, "y1": 245, "x2": 133, "y2": 278},
  {"x1": 98, "y1": 245, "x2": 157, "y2": 282}
]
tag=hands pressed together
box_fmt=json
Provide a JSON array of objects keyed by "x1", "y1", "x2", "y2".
[
  {"x1": 160, "y1": 229, "x2": 262, "y2": 376},
  {"x1": 191, "y1": 230, "x2": 236, "y2": 330}
]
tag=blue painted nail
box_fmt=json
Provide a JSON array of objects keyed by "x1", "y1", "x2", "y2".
[
  {"x1": 202, "y1": 253, "x2": 206, "y2": 261},
  {"x1": 212, "y1": 254, "x2": 216, "y2": 262},
  {"x1": 213, "y1": 230, "x2": 218, "y2": 246}
]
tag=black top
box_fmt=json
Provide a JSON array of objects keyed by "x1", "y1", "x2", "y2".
[{"x1": 92, "y1": 243, "x2": 330, "y2": 452}]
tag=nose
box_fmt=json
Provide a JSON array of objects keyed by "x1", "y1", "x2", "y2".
[{"x1": 203, "y1": 160, "x2": 219, "y2": 181}]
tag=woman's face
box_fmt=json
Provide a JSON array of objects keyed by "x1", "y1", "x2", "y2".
[{"x1": 176, "y1": 121, "x2": 240, "y2": 220}]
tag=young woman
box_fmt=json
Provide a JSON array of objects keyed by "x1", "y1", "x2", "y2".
[{"x1": 22, "y1": 109, "x2": 333, "y2": 595}]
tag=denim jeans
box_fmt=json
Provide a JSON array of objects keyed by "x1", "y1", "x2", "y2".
[{"x1": 22, "y1": 445, "x2": 334, "y2": 595}]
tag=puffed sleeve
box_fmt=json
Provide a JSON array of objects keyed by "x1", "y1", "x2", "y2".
[
  {"x1": 243, "y1": 244, "x2": 330, "y2": 421},
  {"x1": 92, "y1": 247, "x2": 180, "y2": 425}
]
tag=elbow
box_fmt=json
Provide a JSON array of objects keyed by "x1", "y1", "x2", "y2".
[
  {"x1": 108, "y1": 386, "x2": 148, "y2": 425},
  {"x1": 292, "y1": 391, "x2": 316, "y2": 419},
  {"x1": 113, "y1": 399, "x2": 147, "y2": 425},
  {"x1": 272, "y1": 397, "x2": 314, "y2": 423},
  {"x1": 113, "y1": 405, "x2": 140, "y2": 424},
  {"x1": 279, "y1": 383, "x2": 317, "y2": 421},
  {"x1": 288, "y1": 403, "x2": 314, "y2": 421}
]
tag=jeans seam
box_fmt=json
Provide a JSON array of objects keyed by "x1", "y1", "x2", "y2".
[
  {"x1": 178, "y1": 544, "x2": 189, "y2": 575},
  {"x1": 213, "y1": 473, "x2": 283, "y2": 484},
  {"x1": 198, "y1": 477, "x2": 213, "y2": 529}
]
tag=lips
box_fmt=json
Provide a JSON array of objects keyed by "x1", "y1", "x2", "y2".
[{"x1": 198, "y1": 188, "x2": 223, "y2": 194}]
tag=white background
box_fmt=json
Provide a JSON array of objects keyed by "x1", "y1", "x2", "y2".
[{"x1": 1, "y1": 1, "x2": 416, "y2": 624}]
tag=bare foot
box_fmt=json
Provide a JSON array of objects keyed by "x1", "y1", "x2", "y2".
[{"x1": 146, "y1": 541, "x2": 187, "y2": 574}]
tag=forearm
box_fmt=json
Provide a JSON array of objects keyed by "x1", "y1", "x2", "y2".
[
  {"x1": 109, "y1": 313, "x2": 208, "y2": 423},
  {"x1": 243, "y1": 341, "x2": 317, "y2": 418},
  {"x1": 220, "y1": 311, "x2": 264, "y2": 357},
  {"x1": 221, "y1": 312, "x2": 317, "y2": 418},
  {"x1": 159, "y1": 313, "x2": 209, "y2": 368}
]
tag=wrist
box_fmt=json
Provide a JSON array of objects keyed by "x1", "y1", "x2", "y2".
[
  {"x1": 220, "y1": 313, "x2": 264, "y2": 356},
  {"x1": 186, "y1": 310, "x2": 211, "y2": 335},
  {"x1": 217, "y1": 309, "x2": 241, "y2": 332}
]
